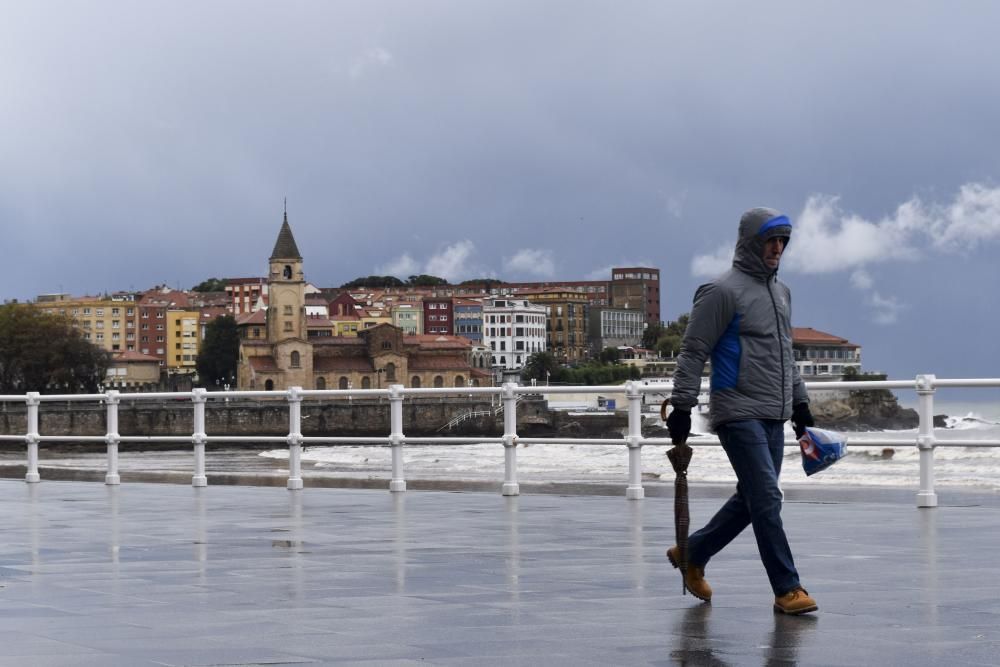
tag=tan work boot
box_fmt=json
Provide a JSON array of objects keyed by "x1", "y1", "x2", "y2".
[
  {"x1": 774, "y1": 587, "x2": 818, "y2": 615},
  {"x1": 666, "y1": 546, "x2": 712, "y2": 601}
]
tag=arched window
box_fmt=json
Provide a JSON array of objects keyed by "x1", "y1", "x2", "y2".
[
  {"x1": 264, "y1": 379, "x2": 274, "y2": 391},
  {"x1": 385, "y1": 362, "x2": 396, "y2": 381},
  {"x1": 339, "y1": 376, "x2": 349, "y2": 390},
  {"x1": 411, "y1": 376, "x2": 421, "y2": 388},
  {"x1": 290, "y1": 351, "x2": 301, "y2": 368},
  {"x1": 433, "y1": 376, "x2": 444, "y2": 388},
  {"x1": 316, "y1": 377, "x2": 326, "y2": 390},
  {"x1": 362, "y1": 376, "x2": 371, "y2": 389},
  {"x1": 473, "y1": 379, "x2": 481, "y2": 387},
  {"x1": 454, "y1": 375, "x2": 465, "y2": 387},
  {"x1": 283, "y1": 265, "x2": 292, "y2": 279}
]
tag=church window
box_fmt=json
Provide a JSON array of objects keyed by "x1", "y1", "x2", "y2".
[
  {"x1": 290, "y1": 351, "x2": 301, "y2": 368},
  {"x1": 433, "y1": 375, "x2": 444, "y2": 388},
  {"x1": 362, "y1": 376, "x2": 371, "y2": 389},
  {"x1": 265, "y1": 379, "x2": 274, "y2": 391},
  {"x1": 316, "y1": 377, "x2": 326, "y2": 390},
  {"x1": 283, "y1": 265, "x2": 292, "y2": 279},
  {"x1": 284, "y1": 321, "x2": 293, "y2": 331},
  {"x1": 385, "y1": 363, "x2": 396, "y2": 381},
  {"x1": 454, "y1": 375, "x2": 465, "y2": 387},
  {"x1": 382, "y1": 341, "x2": 391, "y2": 350},
  {"x1": 284, "y1": 305, "x2": 293, "y2": 315},
  {"x1": 339, "y1": 376, "x2": 349, "y2": 389},
  {"x1": 411, "y1": 376, "x2": 421, "y2": 388}
]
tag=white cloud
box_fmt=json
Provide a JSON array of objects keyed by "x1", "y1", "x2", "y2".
[
  {"x1": 348, "y1": 47, "x2": 393, "y2": 80},
  {"x1": 504, "y1": 248, "x2": 555, "y2": 278},
  {"x1": 689, "y1": 182, "x2": 1000, "y2": 325},
  {"x1": 376, "y1": 253, "x2": 418, "y2": 278},
  {"x1": 850, "y1": 269, "x2": 873, "y2": 290},
  {"x1": 691, "y1": 244, "x2": 733, "y2": 278},
  {"x1": 868, "y1": 291, "x2": 906, "y2": 326},
  {"x1": 425, "y1": 240, "x2": 476, "y2": 282}
]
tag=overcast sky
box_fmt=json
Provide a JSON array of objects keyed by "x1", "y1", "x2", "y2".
[{"x1": 3, "y1": 1, "x2": 1000, "y2": 388}]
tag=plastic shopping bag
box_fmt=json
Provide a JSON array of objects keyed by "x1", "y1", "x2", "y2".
[{"x1": 799, "y1": 427, "x2": 848, "y2": 476}]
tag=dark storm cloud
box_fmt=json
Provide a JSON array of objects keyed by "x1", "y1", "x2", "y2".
[{"x1": 2, "y1": 1, "x2": 1000, "y2": 380}]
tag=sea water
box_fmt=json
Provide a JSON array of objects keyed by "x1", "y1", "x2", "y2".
[{"x1": 258, "y1": 400, "x2": 1000, "y2": 490}]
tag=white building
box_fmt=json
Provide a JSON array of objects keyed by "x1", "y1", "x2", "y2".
[{"x1": 482, "y1": 298, "x2": 547, "y2": 370}]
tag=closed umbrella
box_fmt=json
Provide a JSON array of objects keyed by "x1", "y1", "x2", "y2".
[{"x1": 662, "y1": 400, "x2": 694, "y2": 594}]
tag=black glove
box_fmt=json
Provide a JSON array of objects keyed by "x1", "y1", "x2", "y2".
[
  {"x1": 666, "y1": 408, "x2": 691, "y2": 445},
  {"x1": 791, "y1": 403, "x2": 815, "y2": 439}
]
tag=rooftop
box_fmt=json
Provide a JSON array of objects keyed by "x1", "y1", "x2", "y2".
[{"x1": 2, "y1": 478, "x2": 998, "y2": 665}]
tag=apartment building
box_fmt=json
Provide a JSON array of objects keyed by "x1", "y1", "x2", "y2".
[
  {"x1": 392, "y1": 302, "x2": 423, "y2": 335},
  {"x1": 38, "y1": 294, "x2": 139, "y2": 354},
  {"x1": 516, "y1": 288, "x2": 589, "y2": 363},
  {"x1": 423, "y1": 297, "x2": 453, "y2": 335},
  {"x1": 225, "y1": 277, "x2": 268, "y2": 315},
  {"x1": 609, "y1": 267, "x2": 660, "y2": 328},
  {"x1": 453, "y1": 298, "x2": 483, "y2": 344},
  {"x1": 481, "y1": 298, "x2": 547, "y2": 371},
  {"x1": 166, "y1": 310, "x2": 201, "y2": 374},
  {"x1": 588, "y1": 306, "x2": 645, "y2": 354}
]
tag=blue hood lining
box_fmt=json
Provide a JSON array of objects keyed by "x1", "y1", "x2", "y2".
[{"x1": 757, "y1": 215, "x2": 792, "y2": 236}]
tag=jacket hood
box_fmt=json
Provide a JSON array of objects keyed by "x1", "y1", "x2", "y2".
[{"x1": 733, "y1": 207, "x2": 792, "y2": 279}]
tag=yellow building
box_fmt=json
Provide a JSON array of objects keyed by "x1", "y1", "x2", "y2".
[
  {"x1": 166, "y1": 309, "x2": 201, "y2": 374},
  {"x1": 38, "y1": 295, "x2": 139, "y2": 354},
  {"x1": 516, "y1": 288, "x2": 590, "y2": 362}
]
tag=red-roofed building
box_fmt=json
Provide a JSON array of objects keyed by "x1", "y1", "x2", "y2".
[
  {"x1": 237, "y1": 215, "x2": 479, "y2": 391},
  {"x1": 792, "y1": 327, "x2": 862, "y2": 377}
]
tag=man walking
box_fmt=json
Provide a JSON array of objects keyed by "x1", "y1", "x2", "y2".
[{"x1": 666, "y1": 207, "x2": 818, "y2": 615}]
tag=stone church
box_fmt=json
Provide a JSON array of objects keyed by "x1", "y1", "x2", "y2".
[{"x1": 237, "y1": 215, "x2": 485, "y2": 391}]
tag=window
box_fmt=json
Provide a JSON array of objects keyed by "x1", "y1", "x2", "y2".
[
  {"x1": 411, "y1": 376, "x2": 421, "y2": 388},
  {"x1": 316, "y1": 377, "x2": 326, "y2": 390},
  {"x1": 96, "y1": 309, "x2": 104, "y2": 316},
  {"x1": 284, "y1": 321, "x2": 293, "y2": 331},
  {"x1": 382, "y1": 341, "x2": 391, "y2": 350},
  {"x1": 362, "y1": 377, "x2": 371, "y2": 389},
  {"x1": 156, "y1": 336, "x2": 164, "y2": 342},
  {"x1": 385, "y1": 363, "x2": 396, "y2": 381},
  {"x1": 454, "y1": 375, "x2": 465, "y2": 387},
  {"x1": 283, "y1": 265, "x2": 292, "y2": 279},
  {"x1": 433, "y1": 375, "x2": 444, "y2": 388},
  {"x1": 290, "y1": 351, "x2": 301, "y2": 367},
  {"x1": 265, "y1": 379, "x2": 274, "y2": 391},
  {"x1": 339, "y1": 376, "x2": 349, "y2": 390},
  {"x1": 284, "y1": 305, "x2": 293, "y2": 315}
]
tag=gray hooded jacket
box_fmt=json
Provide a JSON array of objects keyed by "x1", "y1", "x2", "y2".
[{"x1": 671, "y1": 207, "x2": 808, "y2": 428}]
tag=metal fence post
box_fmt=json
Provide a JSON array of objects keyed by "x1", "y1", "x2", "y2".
[
  {"x1": 105, "y1": 390, "x2": 121, "y2": 485},
  {"x1": 915, "y1": 374, "x2": 938, "y2": 508},
  {"x1": 25, "y1": 392, "x2": 41, "y2": 483},
  {"x1": 191, "y1": 388, "x2": 208, "y2": 487},
  {"x1": 287, "y1": 386, "x2": 303, "y2": 490},
  {"x1": 502, "y1": 382, "x2": 519, "y2": 496},
  {"x1": 625, "y1": 381, "x2": 644, "y2": 500},
  {"x1": 389, "y1": 384, "x2": 406, "y2": 492}
]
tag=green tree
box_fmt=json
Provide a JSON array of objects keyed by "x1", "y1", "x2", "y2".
[
  {"x1": 655, "y1": 314, "x2": 690, "y2": 358},
  {"x1": 0, "y1": 304, "x2": 110, "y2": 393},
  {"x1": 340, "y1": 276, "x2": 406, "y2": 288},
  {"x1": 406, "y1": 274, "x2": 449, "y2": 287},
  {"x1": 196, "y1": 315, "x2": 240, "y2": 387},
  {"x1": 521, "y1": 351, "x2": 560, "y2": 383},
  {"x1": 191, "y1": 277, "x2": 227, "y2": 292},
  {"x1": 598, "y1": 346, "x2": 621, "y2": 364},
  {"x1": 459, "y1": 278, "x2": 506, "y2": 288},
  {"x1": 642, "y1": 322, "x2": 665, "y2": 349}
]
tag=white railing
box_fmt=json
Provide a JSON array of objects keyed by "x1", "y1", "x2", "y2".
[{"x1": 1, "y1": 374, "x2": 998, "y2": 507}]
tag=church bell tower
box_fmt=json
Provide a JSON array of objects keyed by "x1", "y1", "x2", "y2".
[{"x1": 266, "y1": 208, "x2": 307, "y2": 343}]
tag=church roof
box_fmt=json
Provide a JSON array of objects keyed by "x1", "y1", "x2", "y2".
[{"x1": 269, "y1": 213, "x2": 302, "y2": 260}]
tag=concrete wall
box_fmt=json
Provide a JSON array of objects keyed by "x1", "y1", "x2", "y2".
[{"x1": 0, "y1": 397, "x2": 555, "y2": 439}]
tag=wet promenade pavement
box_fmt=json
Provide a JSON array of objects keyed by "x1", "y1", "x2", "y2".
[{"x1": 2, "y1": 479, "x2": 999, "y2": 666}]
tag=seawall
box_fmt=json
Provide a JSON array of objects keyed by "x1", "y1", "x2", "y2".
[{"x1": 0, "y1": 396, "x2": 627, "y2": 441}]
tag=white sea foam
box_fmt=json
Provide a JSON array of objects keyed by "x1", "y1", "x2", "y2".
[{"x1": 256, "y1": 402, "x2": 1000, "y2": 490}]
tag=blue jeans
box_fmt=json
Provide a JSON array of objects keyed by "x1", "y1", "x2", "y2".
[{"x1": 687, "y1": 419, "x2": 801, "y2": 596}]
